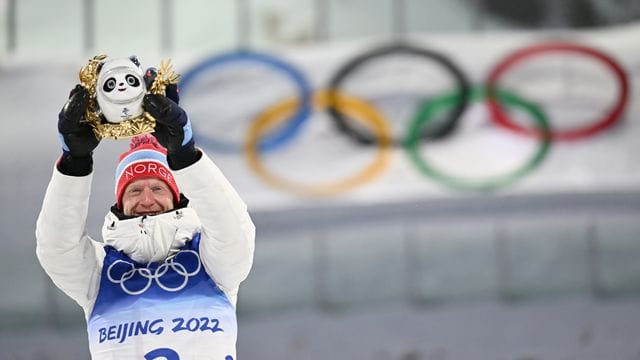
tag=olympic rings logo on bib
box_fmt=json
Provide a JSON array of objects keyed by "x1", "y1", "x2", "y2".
[{"x1": 107, "y1": 250, "x2": 202, "y2": 295}]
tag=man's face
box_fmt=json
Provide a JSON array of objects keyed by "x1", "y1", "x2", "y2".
[{"x1": 122, "y1": 178, "x2": 174, "y2": 216}]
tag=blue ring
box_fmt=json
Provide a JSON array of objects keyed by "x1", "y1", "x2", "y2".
[{"x1": 179, "y1": 50, "x2": 313, "y2": 153}]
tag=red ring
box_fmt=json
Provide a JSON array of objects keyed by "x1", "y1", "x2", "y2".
[{"x1": 486, "y1": 41, "x2": 629, "y2": 141}]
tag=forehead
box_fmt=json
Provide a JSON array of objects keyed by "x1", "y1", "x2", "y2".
[{"x1": 125, "y1": 177, "x2": 170, "y2": 189}]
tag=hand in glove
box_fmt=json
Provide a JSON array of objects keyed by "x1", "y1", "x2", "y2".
[
  {"x1": 142, "y1": 88, "x2": 198, "y2": 169},
  {"x1": 57, "y1": 84, "x2": 100, "y2": 175},
  {"x1": 143, "y1": 93, "x2": 193, "y2": 153},
  {"x1": 143, "y1": 66, "x2": 193, "y2": 151}
]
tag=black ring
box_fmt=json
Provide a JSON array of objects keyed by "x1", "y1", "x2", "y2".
[{"x1": 327, "y1": 42, "x2": 471, "y2": 146}]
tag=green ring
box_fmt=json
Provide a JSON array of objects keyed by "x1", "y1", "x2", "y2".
[{"x1": 404, "y1": 87, "x2": 551, "y2": 192}]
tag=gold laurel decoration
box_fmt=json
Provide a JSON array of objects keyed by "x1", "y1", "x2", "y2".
[
  {"x1": 151, "y1": 59, "x2": 181, "y2": 95},
  {"x1": 78, "y1": 55, "x2": 180, "y2": 140}
]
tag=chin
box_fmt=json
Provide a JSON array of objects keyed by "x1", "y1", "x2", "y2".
[
  {"x1": 131, "y1": 210, "x2": 163, "y2": 217},
  {"x1": 141, "y1": 212, "x2": 162, "y2": 217}
]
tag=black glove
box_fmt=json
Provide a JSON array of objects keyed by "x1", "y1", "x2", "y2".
[
  {"x1": 143, "y1": 93, "x2": 199, "y2": 169},
  {"x1": 143, "y1": 93, "x2": 193, "y2": 152},
  {"x1": 57, "y1": 85, "x2": 100, "y2": 175}
]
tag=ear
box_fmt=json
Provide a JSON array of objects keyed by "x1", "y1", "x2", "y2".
[
  {"x1": 96, "y1": 61, "x2": 105, "y2": 74},
  {"x1": 129, "y1": 55, "x2": 141, "y2": 67}
]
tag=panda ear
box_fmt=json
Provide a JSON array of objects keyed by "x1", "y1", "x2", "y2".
[
  {"x1": 129, "y1": 55, "x2": 140, "y2": 67},
  {"x1": 96, "y1": 61, "x2": 104, "y2": 74}
]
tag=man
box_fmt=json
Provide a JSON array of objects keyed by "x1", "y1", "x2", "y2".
[{"x1": 36, "y1": 77, "x2": 255, "y2": 359}]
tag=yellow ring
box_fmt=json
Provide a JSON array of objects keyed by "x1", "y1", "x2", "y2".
[{"x1": 245, "y1": 90, "x2": 393, "y2": 197}]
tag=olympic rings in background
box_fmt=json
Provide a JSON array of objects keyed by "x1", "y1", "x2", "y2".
[
  {"x1": 327, "y1": 43, "x2": 471, "y2": 146},
  {"x1": 487, "y1": 42, "x2": 629, "y2": 141},
  {"x1": 406, "y1": 87, "x2": 551, "y2": 191},
  {"x1": 179, "y1": 50, "x2": 313, "y2": 152},
  {"x1": 245, "y1": 91, "x2": 393, "y2": 196},
  {"x1": 179, "y1": 40, "x2": 630, "y2": 195}
]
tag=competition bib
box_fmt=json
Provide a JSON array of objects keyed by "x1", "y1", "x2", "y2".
[{"x1": 88, "y1": 233, "x2": 237, "y2": 359}]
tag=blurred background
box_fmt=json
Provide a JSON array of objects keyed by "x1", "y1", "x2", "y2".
[{"x1": 1, "y1": 0, "x2": 640, "y2": 359}]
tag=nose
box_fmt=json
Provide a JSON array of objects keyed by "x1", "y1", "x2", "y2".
[{"x1": 139, "y1": 187, "x2": 155, "y2": 206}]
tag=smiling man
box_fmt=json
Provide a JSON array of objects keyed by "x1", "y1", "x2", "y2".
[
  {"x1": 115, "y1": 136, "x2": 181, "y2": 218},
  {"x1": 35, "y1": 69, "x2": 255, "y2": 359},
  {"x1": 121, "y1": 177, "x2": 174, "y2": 217}
]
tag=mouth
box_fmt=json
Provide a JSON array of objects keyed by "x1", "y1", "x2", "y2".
[
  {"x1": 136, "y1": 211, "x2": 162, "y2": 217},
  {"x1": 118, "y1": 88, "x2": 127, "y2": 92}
]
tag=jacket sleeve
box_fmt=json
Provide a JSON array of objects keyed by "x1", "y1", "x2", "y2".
[
  {"x1": 35, "y1": 165, "x2": 104, "y2": 316},
  {"x1": 172, "y1": 150, "x2": 255, "y2": 305}
]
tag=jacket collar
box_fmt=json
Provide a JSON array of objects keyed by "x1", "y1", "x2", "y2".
[{"x1": 102, "y1": 197, "x2": 201, "y2": 264}]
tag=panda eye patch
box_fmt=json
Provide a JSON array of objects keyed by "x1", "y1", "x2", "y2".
[
  {"x1": 103, "y1": 77, "x2": 116, "y2": 92},
  {"x1": 126, "y1": 74, "x2": 140, "y2": 87}
]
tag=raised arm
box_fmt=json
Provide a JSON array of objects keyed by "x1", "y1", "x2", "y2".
[
  {"x1": 143, "y1": 84, "x2": 255, "y2": 304},
  {"x1": 35, "y1": 85, "x2": 104, "y2": 314},
  {"x1": 173, "y1": 151, "x2": 256, "y2": 303}
]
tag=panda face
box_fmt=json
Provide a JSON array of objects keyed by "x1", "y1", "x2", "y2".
[
  {"x1": 96, "y1": 57, "x2": 147, "y2": 123},
  {"x1": 99, "y1": 67, "x2": 144, "y2": 103}
]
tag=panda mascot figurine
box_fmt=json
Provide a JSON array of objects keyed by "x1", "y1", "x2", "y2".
[{"x1": 95, "y1": 56, "x2": 147, "y2": 124}]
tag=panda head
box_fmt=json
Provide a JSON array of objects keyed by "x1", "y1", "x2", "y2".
[{"x1": 96, "y1": 56, "x2": 146, "y2": 124}]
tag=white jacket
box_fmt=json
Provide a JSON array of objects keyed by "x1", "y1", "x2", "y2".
[{"x1": 35, "y1": 150, "x2": 256, "y2": 318}]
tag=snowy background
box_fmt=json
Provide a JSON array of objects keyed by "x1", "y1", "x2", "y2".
[{"x1": 1, "y1": 0, "x2": 640, "y2": 359}]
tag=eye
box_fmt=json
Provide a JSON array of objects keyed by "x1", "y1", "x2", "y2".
[
  {"x1": 103, "y1": 77, "x2": 116, "y2": 92},
  {"x1": 125, "y1": 74, "x2": 140, "y2": 87}
]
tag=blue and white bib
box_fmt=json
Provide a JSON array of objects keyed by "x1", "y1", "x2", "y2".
[{"x1": 88, "y1": 233, "x2": 237, "y2": 360}]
